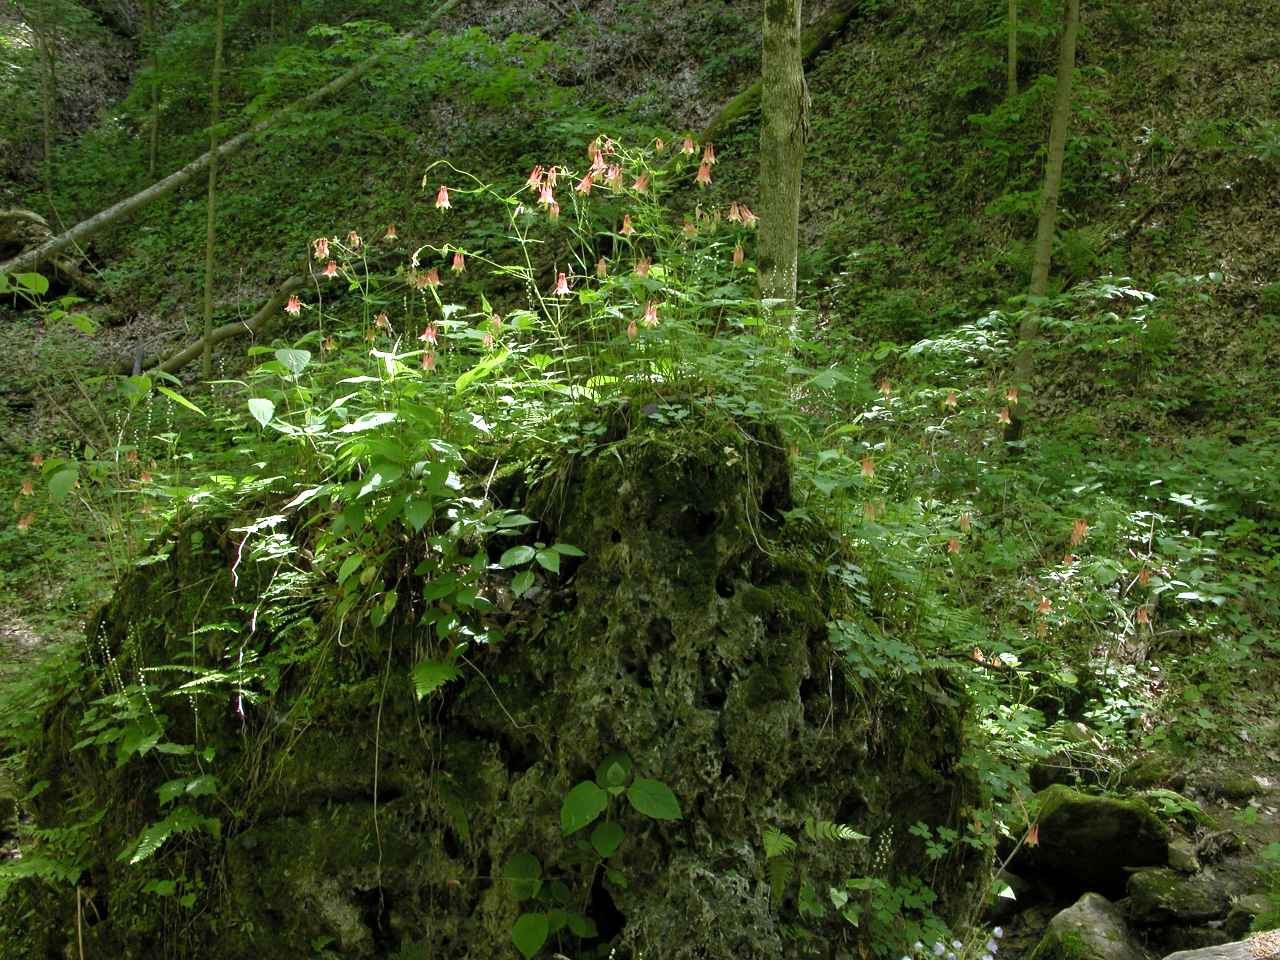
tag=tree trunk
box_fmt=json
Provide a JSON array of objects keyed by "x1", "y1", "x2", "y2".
[
  {"x1": 1006, "y1": 0, "x2": 1081, "y2": 445},
  {"x1": 0, "y1": 0, "x2": 464, "y2": 279},
  {"x1": 758, "y1": 0, "x2": 806, "y2": 307},
  {"x1": 201, "y1": 0, "x2": 225, "y2": 379},
  {"x1": 1007, "y1": 0, "x2": 1018, "y2": 99},
  {"x1": 147, "y1": 0, "x2": 159, "y2": 178},
  {"x1": 38, "y1": 3, "x2": 58, "y2": 194}
]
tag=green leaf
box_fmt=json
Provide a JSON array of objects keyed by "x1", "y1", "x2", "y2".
[
  {"x1": 404, "y1": 499, "x2": 434, "y2": 532},
  {"x1": 499, "y1": 545, "x2": 536, "y2": 568},
  {"x1": 511, "y1": 570, "x2": 535, "y2": 596},
  {"x1": 534, "y1": 549, "x2": 560, "y2": 574},
  {"x1": 567, "y1": 913, "x2": 598, "y2": 938},
  {"x1": 247, "y1": 398, "x2": 275, "y2": 428},
  {"x1": 156, "y1": 385, "x2": 206, "y2": 417},
  {"x1": 274, "y1": 348, "x2": 312, "y2": 375},
  {"x1": 511, "y1": 912, "x2": 549, "y2": 959},
  {"x1": 595, "y1": 752, "x2": 633, "y2": 790},
  {"x1": 15, "y1": 272, "x2": 49, "y2": 295},
  {"x1": 560, "y1": 780, "x2": 608, "y2": 835},
  {"x1": 412, "y1": 659, "x2": 461, "y2": 700},
  {"x1": 48, "y1": 466, "x2": 78, "y2": 501},
  {"x1": 336, "y1": 411, "x2": 398, "y2": 433},
  {"x1": 337, "y1": 555, "x2": 363, "y2": 585},
  {"x1": 590, "y1": 820, "x2": 625, "y2": 858},
  {"x1": 551, "y1": 543, "x2": 585, "y2": 556},
  {"x1": 626, "y1": 778, "x2": 682, "y2": 821},
  {"x1": 503, "y1": 852, "x2": 542, "y2": 901}
]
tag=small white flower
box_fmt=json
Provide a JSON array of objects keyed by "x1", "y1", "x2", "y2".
[
  {"x1": 934, "y1": 943, "x2": 946, "y2": 957},
  {"x1": 948, "y1": 953, "x2": 957, "y2": 960},
  {"x1": 953, "y1": 942, "x2": 963, "y2": 951},
  {"x1": 993, "y1": 928, "x2": 1004, "y2": 940},
  {"x1": 987, "y1": 940, "x2": 999, "y2": 953},
  {"x1": 914, "y1": 944, "x2": 926, "y2": 955},
  {"x1": 983, "y1": 954, "x2": 994, "y2": 960}
]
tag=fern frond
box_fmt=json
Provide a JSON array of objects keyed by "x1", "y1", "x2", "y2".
[
  {"x1": 804, "y1": 817, "x2": 869, "y2": 843},
  {"x1": 763, "y1": 827, "x2": 797, "y2": 859}
]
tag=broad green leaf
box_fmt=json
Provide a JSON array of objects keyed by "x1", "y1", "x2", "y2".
[
  {"x1": 412, "y1": 659, "x2": 461, "y2": 700},
  {"x1": 336, "y1": 411, "x2": 398, "y2": 433},
  {"x1": 247, "y1": 398, "x2": 275, "y2": 427},
  {"x1": 511, "y1": 570, "x2": 534, "y2": 597},
  {"x1": 534, "y1": 549, "x2": 560, "y2": 574},
  {"x1": 568, "y1": 912, "x2": 598, "y2": 938},
  {"x1": 499, "y1": 545, "x2": 536, "y2": 568},
  {"x1": 15, "y1": 272, "x2": 49, "y2": 295},
  {"x1": 595, "y1": 752, "x2": 633, "y2": 789},
  {"x1": 48, "y1": 467, "x2": 78, "y2": 500},
  {"x1": 590, "y1": 820, "x2": 625, "y2": 858},
  {"x1": 156, "y1": 385, "x2": 206, "y2": 417},
  {"x1": 560, "y1": 780, "x2": 608, "y2": 835},
  {"x1": 551, "y1": 543, "x2": 585, "y2": 557},
  {"x1": 511, "y1": 912, "x2": 549, "y2": 959},
  {"x1": 404, "y1": 499, "x2": 434, "y2": 532},
  {"x1": 337, "y1": 555, "x2": 363, "y2": 585},
  {"x1": 503, "y1": 852, "x2": 542, "y2": 901},
  {"x1": 274, "y1": 348, "x2": 312, "y2": 375},
  {"x1": 626, "y1": 778, "x2": 682, "y2": 821}
]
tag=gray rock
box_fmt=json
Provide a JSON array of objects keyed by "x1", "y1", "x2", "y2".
[
  {"x1": 1226, "y1": 897, "x2": 1275, "y2": 939},
  {"x1": 1169, "y1": 839, "x2": 1202, "y2": 874},
  {"x1": 1127, "y1": 868, "x2": 1231, "y2": 925},
  {"x1": 1162, "y1": 930, "x2": 1280, "y2": 960},
  {"x1": 1029, "y1": 893, "x2": 1145, "y2": 960}
]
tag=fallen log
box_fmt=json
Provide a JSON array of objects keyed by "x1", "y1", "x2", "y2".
[{"x1": 0, "y1": 0, "x2": 463, "y2": 279}]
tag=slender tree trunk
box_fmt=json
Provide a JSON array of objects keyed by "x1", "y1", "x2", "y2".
[
  {"x1": 147, "y1": 0, "x2": 159, "y2": 178},
  {"x1": 38, "y1": 3, "x2": 58, "y2": 194},
  {"x1": 758, "y1": 0, "x2": 806, "y2": 307},
  {"x1": 0, "y1": 0, "x2": 464, "y2": 279},
  {"x1": 201, "y1": 0, "x2": 225, "y2": 379},
  {"x1": 1007, "y1": 0, "x2": 1081, "y2": 444},
  {"x1": 1007, "y1": 0, "x2": 1019, "y2": 99}
]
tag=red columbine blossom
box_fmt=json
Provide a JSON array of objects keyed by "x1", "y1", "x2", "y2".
[
  {"x1": 20, "y1": 479, "x2": 33, "y2": 496},
  {"x1": 1136, "y1": 605, "x2": 1151, "y2": 627},
  {"x1": 313, "y1": 237, "x2": 329, "y2": 260},
  {"x1": 634, "y1": 256, "x2": 651, "y2": 277},
  {"x1": 576, "y1": 173, "x2": 594, "y2": 195},
  {"x1": 31, "y1": 454, "x2": 43, "y2": 468},
  {"x1": 733, "y1": 245, "x2": 745, "y2": 267},
  {"x1": 643, "y1": 301, "x2": 659, "y2": 328},
  {"x1": 435, "y1": 185, "x2": 451, "y2": 210},
  {"x1": 944, "y1": 391, "x2": 958, "y2": 409},
  {"x1": 632, "y1": 173, "x2": 649, "y2": 193},
  {"x1": 621, "y1": 214, "x2": 635, "y2": 236},
  {"x1": 702, "y1": 142, "x2": 716, "y2": 166},
  {"x1": 739, "y1": 204, "x2": 758, "y2": 227},
  {"x1": 948, "y1": 538, "x2": 961, "y2": 556},
  {"x1": 375, "y1": 311, "x2": 391, "y2": 331},
  {"x1": 418, "y1": 323, "x2": 438, "y2": 345},
  {"x1": 553, "y1": 272, "x2": 572, "y2": 296},
  {"x1": 1071, "y1": 518, "x2": 1089, "y2": 546},
  {"x1": 626, "y1": 319, "x2": 638, "y2": 341},
  {"x1": 322, "y1": 335, "x2": 336, "y2": 352},
  {"x1": 1036, "y1": 597, "x2": 1052, "y2": 615},
  {"x1": 681, "y1": 137, "x2": 696, "y2": 155},
  {"x1": 548, "y1": 202, "x2": 560, "y2": 220},
  {"x1": 1006, "y1": 386, "x2": 1020, "y2": 405},
  {"x1": 452, "y1": 251, "x2": 466, "y2": 273},
  {"x1": 682, "y1": 219, "x2": 697, "y2": 237},
  {"x1": 880, "y1": 379, "x2": 893, "y2": 400},
  {"x1": 696, "y1": 162, "x2": 712, "y2": 187},
  {"x1": 423, "y1": 267, "x2": 440, "y2": 288},
  {"x1": 1026, "y1": 824, "x2": 1040, "y2": 848},
  {"x1": 596, "y1": 258, "x2": 608, "y2": 278},
  {"x1": 545, "y1": 166, "x2": 558, "y2": 188},
  {"x1": 997, "y1": 407, "x2": 1012, "y2": 425},
  {"x1": 605, "y1": 165, "x2": 623, "y2": 189},
  {"x1": 861, "y1": 456, "x2": 875, "y2": 479},
  {"x1": 959, "y1": 512, "x2": 972, "y2": 533},
  {"x1": 17, "y1": 512, "x2": 34, "y2": 531},
  {"x1": 322, "y1": 260, "x2": 339, "y2": 279},
  {"x1": 384, "y1": 223, "x2": 398, "y2": 241},
  {"x1": 285, "y1": 294, "x2": 302, "y2": 316},
  {"x1": 654, "y1": 138, "x2": 666, "y2": 152},
  {"x1": 727, "y1": 202, "x2": 742, "y2": 224},
  {"x1": 1138, "y1": 567, "x2": 1151, "y2": 587},
  {"x1": 347, "y1": 230, "x2": 362, "y2": 249},
  {"x1": 421, "y1": 351, "x2": 436, "y2": 372},
  {"x1": 538, "y1": 184, "x2": 555, "y2": 207},
  {"x1": 526, "y1": 164, "x2": 544, "y2": 190}
]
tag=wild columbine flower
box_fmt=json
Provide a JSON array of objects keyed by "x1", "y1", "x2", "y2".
[
  {"x1": 31, "y1": 454, "x2": 43, "y2": 467},
  {"x1": 139, "y1": 471, "x2": 152, "y2": 483},
  {"x1": 435, "y1": 184, "x2": 451, "y2": 209},
  {"x1": 861, "y1": 456, "x2": 875, "y2": 478},
  {"x1": 621, "y1": 213, "x2": 636, "y2": 236},
  {"x1": 1062, "y1": 552, "x2": 1078, "y2": 566},
  {"x1": 322, "y1": 335, "x2": 336, "y2": 352},
  {"x1": 1136, "y1": 605, "x2": 1151, "y2": 627},
  {"x1": 634, "y1": 256, "x2": 651, "y2": 277},
  {"x1": 322, "y1": 260, "x2": 339, "y2": 279},
  {"x1": 739, "y1": 203, "x2": 758, "y2": 227},
  {"x1": 1026, "y1": 823, "x2": 1040, "y2": 847},
  {"x1": 418, "y1": 323, "x2": 438, "y2": 345},
  {"x1": 626, "y1": 318, "x2": 638, "y2": 341},
  {"x1": 452, "y1": 251, "x2": 466, "y2": 273},
  {"x1": 654, "y1": 137, "x2": 666, "y2": 152},
  {"x1": 880, "y1": 379, "x2": 893, "y2": 400},
  {"x1": 997, "y1": 407, "x2": 1012, "y2": 425},
  {"x1": 553, "y1": 272, "x2": 572, "y2": 296},
  {"x1": 424, "y1": 267, "x2": 441, "y2": 287},
  {"x1": 681, "y1": 136, "x2": 697, "y2": 155},
  {"x1": 605, "y1": 165, "x2": 623, "y2": 189},
  {"x1": 1071, "y1": 518, "x2": 1089, "y2": 546},
  {"x1": 1138, "y1": 567, "x2": 1151, "y2": 587},
  {"x1": 384, "y1": 223, "x2": 398, "y2": 241},
  {"x1": 727, "y1": 202, "x2": 743, "y2": 223},
  {"x1": 526, "y1": 164, "x2": 544, "y2": 190},
  {"x1": 284, "y1": 294, "x2": 302, "y2": 316},
  {"x1": 347, "y1": 230, "x2": 362, "y2": 249},
  {"x1": 375, "y1": 311, "x2": 391, "y2": 331},
  {"x1": 733, "y1": 245, "x2": 745, "y2": 267},
  {"x1": 548, "y1": 202, "x2": 560, "y2": 220},
  {"x1": 538, "y1": 184, "x2": 555, "y2": 206},
  {"x1": 590, "y1": 152, "x2": 607, "y2": 176},
  {"x1": 20, "y1": 479, "x2": 33, "y2": 496},
  {"x1": 126, "y1": 450, "x2": 139, "y2": 462},
  {"x1": 421, "y1": 351, "x2": 436, "y2": 372},
  {"x1": 702, "y1": 142, "x2": 716, "y2": 166},
  {"x1": 632, "y1": 173, "x2": 649, "y2": 192},
  {"x1": 596, "y1": 257, "x2": 608, "y2": 278},
  {"x1": 682, "y1": 219, "x2": 697, "y2": 237},
  {"x1": 948, "y1": 538, "x2": 961, "y2": 555},
  {"x1": 17, "y1": 512, "x2": 34, "y2": 531},
  {"x1": 545, "y1": 165, "x2": 558, "y2": 188},
  {"x1": 1037, "y1": 596, "x2": 1052, "y2": 615},
  {"x1": 944, "y1": 391, "x2": 958, "y2": 409},
  {"x1": 313, "y1": 237, "x2": 329, "y2": 260},
  {"x1": 1006, "y1": 386, "x2": 1020, "y2": 405},
  {"x1": 643, "y1": 301, "x2": 660, "y2": 327},
  {"x1": 576, "y1": 172, "x2": 594, "y2": 195},
  {"x1": 696, "y1": 162, "x2": 712, "y2": 187}
]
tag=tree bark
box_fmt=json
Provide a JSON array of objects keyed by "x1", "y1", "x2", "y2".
[
  {"x1": 146, "y1": 0, "x2": 159, "y2": 178},
  {"x1": 1007, "y1": 0, "x2": 1019, "y2": 99},
  {"x1": 201, "y1": 0, "x2": 225, "y2": 379},
  {"x1": 758, "y1": 0, "x2": 806, "y2": 307},
  {"x1": 38, "y1": 2, "x2": 58, "y2": 194},
  {"x1": 1007, "y1": 0, "x2": 1081, "y2": 444},
  {"x1": 0, "y1": 0, "x2": 464, "y2": 279}
]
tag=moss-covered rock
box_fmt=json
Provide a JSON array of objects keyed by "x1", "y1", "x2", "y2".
[
  {"x1": 1027, "y1": 893, "x2": 1144, "y2": 960},
  {"x1": 1126, "y1": 868, "x2": 1231, "y2": 926},
  {"x1": 17, "y1": 416, "x2": 982, "y2": 958}
]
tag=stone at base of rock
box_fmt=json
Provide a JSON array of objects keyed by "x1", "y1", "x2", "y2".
[{"x1": 1029, "y1": 893, "x2": 1146, "y2": 960}]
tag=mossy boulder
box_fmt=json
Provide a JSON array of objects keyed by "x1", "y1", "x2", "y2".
[
  {"x1": 1013, "y1": 786, "x2": 1170, "y2": 900},
  {"x1": 17, "y1": 416, "x2": 982, "y2": 958},
  {"x1": 1126, "y1": 868, "x2": 1231, "y2": 925},
  {"x1": 1028, "y1": 893, "x2": 1145, "y2": 960}
]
